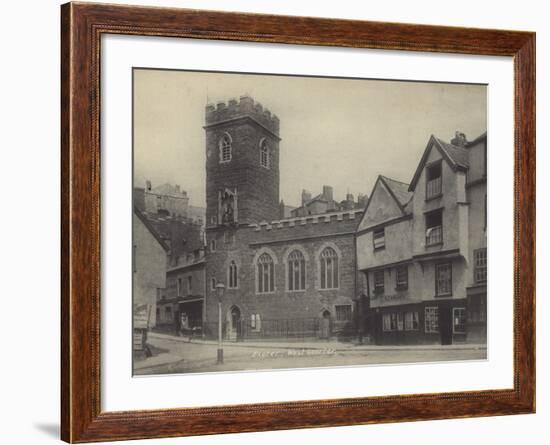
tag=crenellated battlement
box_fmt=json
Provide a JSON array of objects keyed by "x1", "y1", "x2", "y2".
[
  {"x1": 205, "y1": 95, "x2": 280, "y2": 136},
  {"x1": 248, "y1": 209, "x2": 363, "y2": 232}
]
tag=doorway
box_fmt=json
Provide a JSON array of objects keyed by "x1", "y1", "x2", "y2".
[
  {"x1": 439, "y1": 306, "x2": 453, "y2": 345},
  {"x1": 227, "y1": 306, "x2": 241, "y2": 341},
  {"x1": 319, "y1": 309, "x2": 331, "y2": 340}
]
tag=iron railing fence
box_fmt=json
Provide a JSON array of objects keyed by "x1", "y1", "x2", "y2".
[{"x1": 202, "y1": 317, "x2": 343, "y2": 341}]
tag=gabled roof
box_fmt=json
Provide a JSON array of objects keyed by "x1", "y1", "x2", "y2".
[
  {"x1": 134, "y1": 206, "x2": 171, "y2": 251},
  {"x1": 379, "y1": 175, "x2": 413, "y2": 209},
  {"x1": 358, "y1": 175, "x2": 412, "y2": 231},
  {"x1": 408, "y1": 135, "x2": 469, "y2": 192}
]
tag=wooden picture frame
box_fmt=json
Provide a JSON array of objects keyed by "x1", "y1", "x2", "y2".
[{"x1": 61, "y1": 2, "x2": 535, "y2": 442}]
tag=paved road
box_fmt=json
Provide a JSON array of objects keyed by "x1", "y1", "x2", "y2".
[{"x1": 134, "y1": 335, "x2": 486, "y2": 375}]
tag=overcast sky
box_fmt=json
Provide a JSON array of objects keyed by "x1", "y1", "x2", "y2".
[{"x1": 134, "y1": 69, "x2": 486, "y2": 208}]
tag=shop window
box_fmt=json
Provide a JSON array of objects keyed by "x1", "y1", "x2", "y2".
[
  {"x1": 425, "y1": 307, "x2": 439, "y2": 333},
  {"x1": 404, "y1": 311, "x2": 419, "y2": 330},
  {"x1": 453, "y1": 307, "x2": 466, "y2": 334}
]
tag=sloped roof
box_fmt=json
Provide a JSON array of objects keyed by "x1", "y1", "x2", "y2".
[
  {"x1": 358, "y1": 175, "x2": 410, "y2": 231},
  {"x1": 380, "y1": 175, "x2": 413, "y2": 208},
  {"x1": 134, "y1": 207, "x2": 171, "y2": 251},
  {"x1": 435, "y1": 138, "x2": 469, "y2": 169},
  {"x1": 465, "y1": 131, "x2": 487, "y2": 147},
  {"x1": 408, "y1": 135, "x2": 471, "y2": 192}
]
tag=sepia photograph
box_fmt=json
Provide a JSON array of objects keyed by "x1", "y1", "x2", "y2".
[{"x1": 132, "y1": 68, "x2": 488, "y2": 376}]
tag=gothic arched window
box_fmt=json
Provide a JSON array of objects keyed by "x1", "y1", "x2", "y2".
[
  {"x1": 260, "y1": 139, "x2": 270, "y2": 169},
  {"x1": 228, "y1": 260, "x2": 238, "y2": 289},
  {"x1": 219, "y1": 133, "x2": 232, "y2": 163},
  {"x1": 320, "y1": 247, "x2": 339, "y2": 289},
  {"x1": 288, "y1": 250, "x2": 306, "y2": 291},
  {"x1": 257, "y1": 253, "x2": 275, "y2": 293}
]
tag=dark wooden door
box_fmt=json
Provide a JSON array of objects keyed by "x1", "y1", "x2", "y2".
[{"x1": 439, "y1": 306, "x2": 453, "y2": 345}]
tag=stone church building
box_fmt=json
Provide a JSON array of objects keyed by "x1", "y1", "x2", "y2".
[{"x1": 201, "y1": 96, "x2": 365, "y2": 340}]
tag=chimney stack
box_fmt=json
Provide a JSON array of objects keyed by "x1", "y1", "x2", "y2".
[
  {"x1": 451, "y1": 131, "x2": 468, "y2": 147},
  {"x1": 301, "y1": 189, "x2": 312, "y2": 205},
  {"x1": 322, "y1": 185, "x2": 334, "y2": 202}
]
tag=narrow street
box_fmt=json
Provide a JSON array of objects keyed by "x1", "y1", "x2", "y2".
[{"x1": 134, "y1": 333, "x2": 487, "y2": 375}]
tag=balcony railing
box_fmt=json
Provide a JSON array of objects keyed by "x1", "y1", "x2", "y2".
[
  {"x1": 426, "y1": 177, "x2": 442, "y2": 199},
  {"x1": 426, "y1": 225, "x2": 443, "y2": 246}
]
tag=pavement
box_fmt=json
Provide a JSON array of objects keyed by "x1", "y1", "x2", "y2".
[
  {"x1": 148, "y1": 331, "x2": 487, "y2": 352},
  {"x1": 133, "y1": 332, "x2": 487, "y2": 375}
]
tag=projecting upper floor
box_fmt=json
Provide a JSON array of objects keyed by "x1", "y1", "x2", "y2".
[{"x1": 356, "y1": 132, "x2": 487, "y2": 272}]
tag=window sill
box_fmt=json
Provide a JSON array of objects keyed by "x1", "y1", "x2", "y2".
[
  {"x1": 425, "y1": 242, "x2": 443, "y2": 248},
  {"x1": 319, "y1": 287, "x2": 340, "y2": 291},
  {"x1": 425, "y1": 193, "x2": 443, "y2": 202},
  {"x1": 434, "y1": 293, "x2": 453, "y2": 298},
  {"x1": 373, "y1": 246, "x2": 386, "y2": 252}
]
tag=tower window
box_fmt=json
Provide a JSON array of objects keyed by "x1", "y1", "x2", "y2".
[
  {"x1": 219, "y1": 133, "x2": 232, "y2": 163},
  {"x1": 260, "y1": 139, "x2": 270, "y2": 169},
  {"x1": 228, "y1": 261, "x2": 238, "y2": 289}
]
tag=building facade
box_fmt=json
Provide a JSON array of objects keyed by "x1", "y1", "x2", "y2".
[
  {"x1": 135, "y1": 181, "x2": 190, "y2": 219},
  {"x1": 133, "y1": 199, "x2": 206, "y2": 330},
  {"x1": 356, "y1": 132, "x2": 487, "y2": 345},
  {"x1": 202, "y1": 96, "x2": 365, "y2": 341},
  {"x1": 133, "y1": 207, "x2": 170, "y2": 327}
]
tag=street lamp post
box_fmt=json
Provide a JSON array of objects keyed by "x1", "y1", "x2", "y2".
[{"x1": 215, "y1": 282, "x2": 225, "y2": 364}]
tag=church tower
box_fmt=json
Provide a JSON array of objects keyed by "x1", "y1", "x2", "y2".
[{"x1": 204, "y1": 95, "x2": 281, "y2": 227}]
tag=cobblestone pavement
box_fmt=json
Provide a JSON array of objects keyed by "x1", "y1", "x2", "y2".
[{"x1": 134, "y1": 334, "x2": 487, "y2": 375}]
